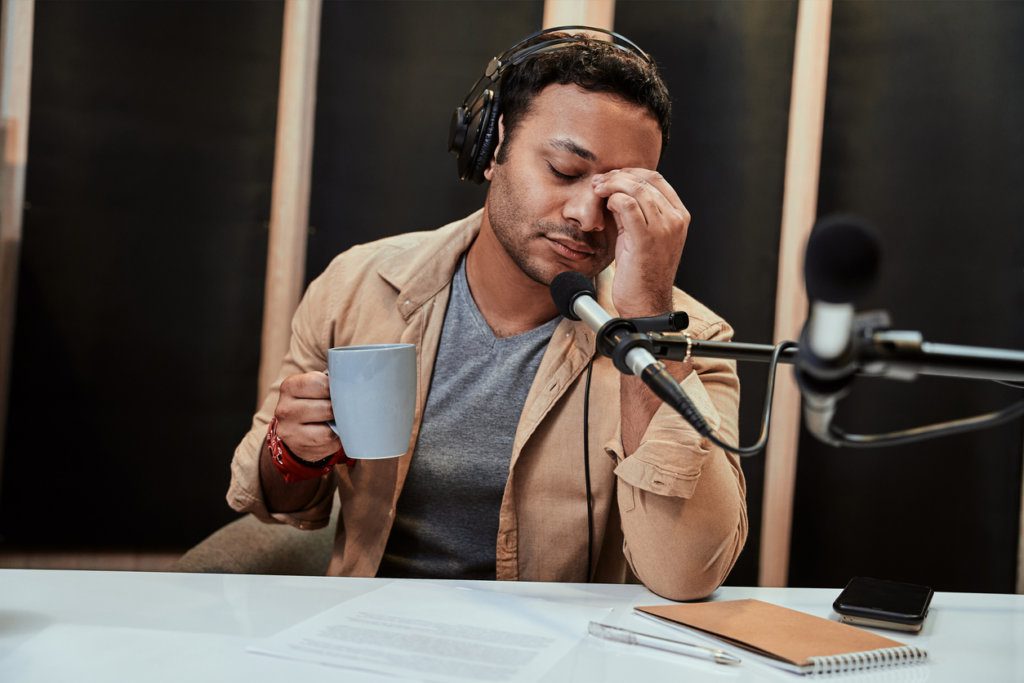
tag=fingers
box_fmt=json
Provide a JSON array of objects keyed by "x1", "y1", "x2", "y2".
[
  {"x1": 275, "y1": 396, "x2": 335, "y2": 424},
  {"x1": 276, "y1": 421, "x2": 341, "y2": 460},
  {"x1": 594, "y1": 168, "x2": 685, "y2": 210},
  {"x1": 276, "y1": 371, "x2": 340, "y2": 460},
  {"x1": 605, "y1": 192, "x2": 647, "y2": 235},
  {"x1": 280, "y1": 371, "x2": 330, "y2": 399},
  {"x1": 626, "y1": 169, "x2": 686, "y2": 211},
  {"x1": 591, "y1": 169, "x2": 690, "y2": 318},
  {"x1": 593, "y1": 169, "x2": 686, "y2": 228}
]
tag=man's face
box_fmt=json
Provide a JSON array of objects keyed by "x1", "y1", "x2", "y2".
[{"x1": 483, "y1": 83, "x2": 663, "y2": 285}]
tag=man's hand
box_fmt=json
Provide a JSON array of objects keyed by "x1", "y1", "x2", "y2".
[
  {"x1": 592, "y1": 168, "x2": 690, "y2": 317},
  {"x1": 274, "y1": 371, "x2": 341, "y2": 462}
]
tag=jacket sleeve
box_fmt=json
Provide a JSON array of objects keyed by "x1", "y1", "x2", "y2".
[
  {"x1": 225, "y1": 271, "x2": 339, "y2": 530},
  {"x1": 607, "y1": 316, "x2": 748, "y2": 600}
]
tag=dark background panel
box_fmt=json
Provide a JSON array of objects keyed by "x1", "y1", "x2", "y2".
[
  {"x1": 616, "y1": 0, "x2": 797, "y2": 586},
  {"x1": 1, "y1": 1, "x2": 282, "y2": 548},
  {"x1": 793, "y1": 0, "x2": 1024, "y2": 592},
  {"x1": 305, "y1": 0, "x2": 544, "y2": 277},
  {"x1": 4, "y1": 0, "x2": 1019, "y2": 595}
]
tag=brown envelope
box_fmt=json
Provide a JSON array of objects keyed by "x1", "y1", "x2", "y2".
[{"x1": 637, "y1": 599, "x2": 907, "y2": 666}]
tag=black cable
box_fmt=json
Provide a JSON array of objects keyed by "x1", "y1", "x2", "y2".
[
  {"x1": 650, "y1": 336, "x2": 1024, "y2": 453},
  {"x1": 582, "y1": 358, "x2": 594, "y2": 582},
  {"x1": 824, "y1": 399, "x2": 1024, "y2": 448},
  {"x1": 694, "y1": 341, "x2": 797, "y2": 457},
  {"x1": 695, "y1": 344, "x2": 1024, "y2": 451}
]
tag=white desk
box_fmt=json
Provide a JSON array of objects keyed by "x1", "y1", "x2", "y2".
[{"x1": 0, "y1": 569, "x2": 1021, "y2": 682}]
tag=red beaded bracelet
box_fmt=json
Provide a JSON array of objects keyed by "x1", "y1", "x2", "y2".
[{"x1": 266, "y1": 417, "x2": 353, "y2": 483}]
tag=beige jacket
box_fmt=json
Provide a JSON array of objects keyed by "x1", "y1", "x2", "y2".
[{"x1": 227, "y1": 210, "x2": 747, "y2": 600}]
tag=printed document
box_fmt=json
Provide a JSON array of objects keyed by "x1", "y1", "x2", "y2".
[{"x1": 248, "y1": 582, "x2": 609, "y2": 682}]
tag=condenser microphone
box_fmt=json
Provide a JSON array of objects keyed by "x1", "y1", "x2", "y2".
[
  {"x1": 803, "y1": 215, "x2": 882, "y2": 367},
  {"x1": 550, "y1": 270, "x2": 607, "y2": 325},
  {"x1": 550, "y1": 272, "x2": 713, "y2": 436},
  {"x1": 797, "y1": 215, "x2": 882, "y2": 440}
]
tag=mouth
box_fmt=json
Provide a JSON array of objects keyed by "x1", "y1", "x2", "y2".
[{"x1": 545, "y1": 236, "x2": 596, "y2": 261}]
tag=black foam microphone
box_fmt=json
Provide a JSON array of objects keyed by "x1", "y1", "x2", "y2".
[
  {"x1": 551, "y1": 272, "x2": 713, "y2": 436},
  {"x1": 550, "y1": 271, "x2": 597, "y2": 322},
  {"x1": 798, "y1": 215, "x2": 882, "y2": 440}
]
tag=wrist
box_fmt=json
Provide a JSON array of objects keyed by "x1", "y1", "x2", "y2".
[
  {"x1": 266, "y1": 417, "x2": 352, "y2": 483},
  {"x1": 616, "y1": 298, "x2": 673, "y2": 318},
  {"x1": 613, "y1": 282, "x2": 674, "y2": 319}
]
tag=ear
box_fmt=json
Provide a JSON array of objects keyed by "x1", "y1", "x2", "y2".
[{"x1": 483, "y1": 116, "x2": 506, "y2": 182}]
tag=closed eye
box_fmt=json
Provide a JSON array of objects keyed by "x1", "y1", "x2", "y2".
[{"x1": 547, "y1": 162, "x2": 580, "y2": 181}]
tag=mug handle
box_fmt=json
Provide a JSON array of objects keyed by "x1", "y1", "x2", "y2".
[{"x1": 323, "y1": 369, "x2": 341, "y2": 438}]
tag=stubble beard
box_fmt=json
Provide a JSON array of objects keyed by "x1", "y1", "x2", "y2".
[
  {"x1": 486, "y1": 165, "x2": 610, "y2": 286},
  {"x1": 486, "y1": 166, "x2": 552, "y2": 286}
]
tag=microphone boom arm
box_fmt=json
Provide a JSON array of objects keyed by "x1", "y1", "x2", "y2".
[
  {"x1": 645, "y1": 322, "x2": 1024, "y2": 450},
  {"x1": 647, "y1": 329, "x2": 1024, "y2": 384}
]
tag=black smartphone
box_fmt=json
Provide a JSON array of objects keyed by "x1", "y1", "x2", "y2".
[{"x1": 833, "y1": 577, "x2": 933, "y2": 633}]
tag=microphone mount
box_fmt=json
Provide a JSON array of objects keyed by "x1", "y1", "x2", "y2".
[{"x1": 594, "y1": 310, "x2": 688, "y2": 375}]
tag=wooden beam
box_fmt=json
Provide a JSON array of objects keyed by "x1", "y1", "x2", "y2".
[
  {"x1": 759, "y1": 0, "x2": 833, "y2": 587},
  {"x1": 543, "y1": 0, "x2": 615, "y2": 32},
  {"x1": 258, "y1": 0, "x2": 322, "y2": 403},
  {"x1": 0, "y1": 0, "x2": 35, "y2": 493}
]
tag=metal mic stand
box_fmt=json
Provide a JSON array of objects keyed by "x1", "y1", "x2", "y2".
[
  {"x1": 634, "y1": 311, "x2": 1024, "y2": 450},
  {"x1": 594, "y1": 310, "x2": 796, "y2": 456},
  {"x1": 645, "y1": 329, "x2": 1024, "y2": 383}
]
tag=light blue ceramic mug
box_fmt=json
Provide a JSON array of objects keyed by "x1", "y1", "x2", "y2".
[{"x1": 326, "y1": 343, "x2": 416, "y2": 459}]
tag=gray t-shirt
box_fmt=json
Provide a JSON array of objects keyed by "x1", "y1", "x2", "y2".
[{"x1": 377, "y1": 256, "x2": 560, "y2": 579}]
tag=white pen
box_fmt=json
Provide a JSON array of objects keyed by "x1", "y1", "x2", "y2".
[{"x1": 587, "y1": 621, "x2": 742, "y2": 666}]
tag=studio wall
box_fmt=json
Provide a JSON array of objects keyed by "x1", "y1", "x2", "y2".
[
  {"x1": 616, "y1": 0, "x2": 798, "y2": 587},
  {"x1": 1, "y1": 0, "x2": 283, "y2": 548},
  {"x1": 792, "y1": 0, "x2": 1024, "y2": 592},
  {"x1": 1, "y1": 0, "x2": 1020, "y2": 594},
  {"x1": 305, "y1": 0, "x2": 542, "y2": 277}
]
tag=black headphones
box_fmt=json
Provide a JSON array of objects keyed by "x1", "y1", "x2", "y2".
[{"x1": 448, "y1": 25, "x2": 653, "y2": 184}]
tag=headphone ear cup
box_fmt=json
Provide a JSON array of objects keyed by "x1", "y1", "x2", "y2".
[
  {"x1": 469, "y1": 91, "x2": 500, "y2": 184},
  {"x1": 449, "y1": 104, "x2": 475, "y2": 182},
  {"x1": 450, "y1": 90, "x2": 493, "y2": 182},
  {"x1": 449, "y1": 106, "x2": 469, "y2": 156}
]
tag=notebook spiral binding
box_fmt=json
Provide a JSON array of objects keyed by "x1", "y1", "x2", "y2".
[{"x1": 808, "y1": 645, "x2": 929, "y2": 675}]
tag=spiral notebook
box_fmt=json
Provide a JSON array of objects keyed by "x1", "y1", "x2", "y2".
[{"x1": 635, "y1": 599, "x2": 928, "y2": 675}]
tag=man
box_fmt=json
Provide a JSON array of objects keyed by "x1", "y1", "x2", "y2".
[{"x1": 227, "y1": 28, "x2": 746, "y2": 601}]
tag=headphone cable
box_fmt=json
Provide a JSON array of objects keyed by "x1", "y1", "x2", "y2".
[{"x1": 583, "y1": 359, "x2": 595, "y2": 581}]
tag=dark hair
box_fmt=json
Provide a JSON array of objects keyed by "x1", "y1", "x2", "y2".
[{"x1": 495, "y1": 32, "x2": 671, "y2": 164}]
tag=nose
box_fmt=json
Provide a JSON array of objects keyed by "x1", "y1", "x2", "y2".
[{"x1": 562, "y1": 183, "x2": 607, "y2": 233}]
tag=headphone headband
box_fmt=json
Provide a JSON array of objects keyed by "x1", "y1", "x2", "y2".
[{"x1": 496, "y1": 25, "x2": 651, "y2": 71}]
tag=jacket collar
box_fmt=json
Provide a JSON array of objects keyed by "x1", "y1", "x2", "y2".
[
  {"x1": 376, "y1": 210, "x2": 483, "y2": 321},
  {"x1": 376, "y1": 208, "x2": 615, "y2": 357}
]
